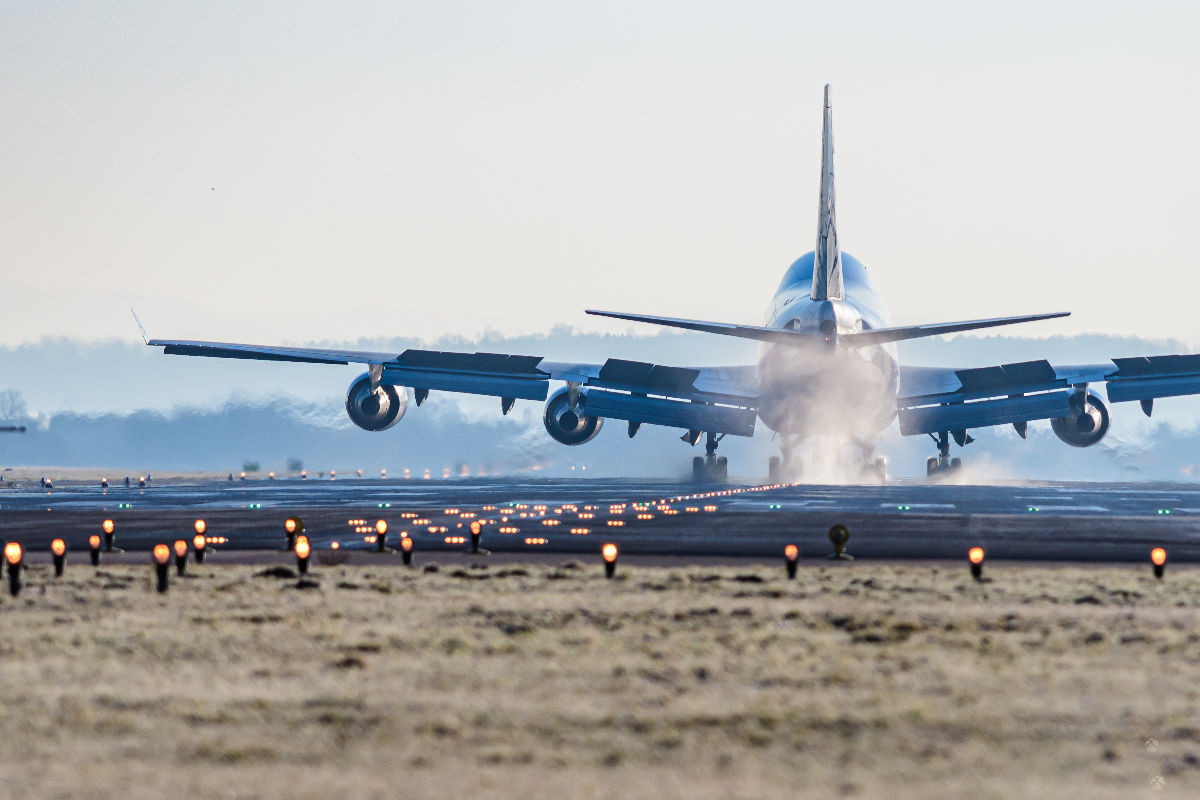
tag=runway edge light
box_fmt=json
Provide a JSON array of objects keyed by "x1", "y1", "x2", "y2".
[
  {"x1": 784, "y1": 544, "x2": 799, "y2": 579},
  {"x1": 375, "y1": 519, "x2": 389, "y2": 553},
  {"x1": 295, "y1": 535, "x2": 311, "y2": 575},
  {"x1": 283, "y1": 516, "x2": 303, "y2": 551},
  {"x1": 968, "y1": 546, "x2": 985, "y2": 581},
  {"x1": 193, "y1": 533, "x2": 207, "y2": 564},
  {"x1": 602, "y1": 542, "x2": 618, "y2": 579},
  {"x1": 1151, "y1": 547, "x2": 1167, "y2": 580},
  {"x1": 5, "y1": 542, "x2": 23, "y2": 596},
  {"x1": 400, "y1": 536, "x2": 414, "y2": 566},
  {"x1": 89, "y1": 534, "x2": 102, "y2": 566},
  {"x1": 828, "y1": 525, "x2": 852, "y2": 560},
  {"x1": 174, "y1": 540, "x2": 188, "y2": 576},
  {"x1": 152, "y1": 544, "x2": 170, "y2": 593},
  {"x1": 51, "y1": 538, "x2": 66, "y2": 577},
  {"x1": 102, "y1": 519, "x2": 120, "y2": 552}
]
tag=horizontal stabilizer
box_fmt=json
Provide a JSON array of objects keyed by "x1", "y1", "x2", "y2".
[
  {"x1": 587, "y1": 309, "x2": 1069, "y2": 348},
  {"x1": 841, "y1": 312, "x2": 1070, "y2": 347}
]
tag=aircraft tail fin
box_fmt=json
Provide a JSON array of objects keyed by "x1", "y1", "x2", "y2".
[{"x1": 811, "y1": 84, "x2": 844, "y2": 301}]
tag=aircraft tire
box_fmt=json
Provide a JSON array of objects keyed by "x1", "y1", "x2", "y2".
[{"x1": 769, "y1": 456, "x2": 781, "y2": 483}]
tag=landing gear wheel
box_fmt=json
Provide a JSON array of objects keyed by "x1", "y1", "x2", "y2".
[
  {"x1": 871, "y1": 456, "x2": 887, "y2": 484},
  {"x1": 951, "y1": 457, "x2": 962, "y2": 470},
  {"x1": 926, "y1": 457, "x2": 938, "y2": 476},
  {"x1": 716, "y1": 456, "x2": 728, "y2": 483},
  {"x1": 768, "y1": 456, "x2": 781, "y2": 483},
  {"x1": 693, "y1": 456, "x2": 705, "y2": 482}
]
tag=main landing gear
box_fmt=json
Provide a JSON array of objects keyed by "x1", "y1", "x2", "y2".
[
  {"x1": 926, "y1": 431, "x2": 965, "y2": 476},
  {"x1": 690, "y1": 431, "x2": 729, "y2": 483},
  {"x1": 768, "y1": 436, "x2": 802, "y2": 483}
]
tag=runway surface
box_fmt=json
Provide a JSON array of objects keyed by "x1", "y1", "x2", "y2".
[{"x1": 2, "y1": 477, "x2": 1199, "y2": 562}]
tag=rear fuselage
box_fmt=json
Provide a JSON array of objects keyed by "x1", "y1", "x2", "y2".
[{"x1": 757, "y1": 251, "x2": 899, "y2": 439}]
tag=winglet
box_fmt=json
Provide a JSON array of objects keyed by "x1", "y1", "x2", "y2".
[
  {"x1": 811, "y1": 83, "x2": 844, "y2": 301},
  {"x1": 131, "y1": 308, "x2": 148, "y2": 344}
]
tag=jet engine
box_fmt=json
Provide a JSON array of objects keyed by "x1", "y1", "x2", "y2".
[
  {"x1": 1050, "y1": 390, "x2": 1109, "y2": 447},
  {"x1": 543, "y1": 386, "x2": 603, "y2": 445},
  {"x1": 345, "y1": 372, "x2": 407, "y2": 432}
]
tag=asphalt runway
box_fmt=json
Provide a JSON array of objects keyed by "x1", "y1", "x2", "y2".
[{"x1": 2, "y1": 477, "x2": 1199, "y2": 563}]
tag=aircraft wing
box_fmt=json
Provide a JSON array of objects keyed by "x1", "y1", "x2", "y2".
[
  {"x1": 896, "y1": 355, "x2": 1200, "y2": 437},
  {"x1": 145, "y1": 336, "x2": 763, "y2": 438}
]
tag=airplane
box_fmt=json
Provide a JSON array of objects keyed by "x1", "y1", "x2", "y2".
[{"x1": 139, "y1": 85, "x2": 1200, "y2": 483}]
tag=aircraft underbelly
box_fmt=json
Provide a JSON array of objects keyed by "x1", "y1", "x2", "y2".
[{"x1": 756, "y1": 345, "x2": 897, "y2": 438}]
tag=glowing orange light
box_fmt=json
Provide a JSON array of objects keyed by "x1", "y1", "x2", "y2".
[
  {"x1": 89, "y1": 534, "x2": 101, "y2": 549},
  {"x1": 5, "y1": 542, "x2": 23, "y2": 565},
  {"x1": 330, "y1": 541, "x2": 340, "y2": 550},
  {"x1": 784, "y1": 544, "x2": 799, "y2": 560},
  {"x1": 400, "y1": 537, "x2": 413, "y2": 552},
  {"x1": 602, "y1": 543, "x2": 618, "y2": 563},
  {"x1": 153, "y1": 544, "x2": 170, "y2": 565},
  {"x1": 284, "y1": 518, "x2": 297, "y2": 533},
  {"x1": 1151, "y1": 547, "x2": 1167, "y2": 566},
  {"x1": 102, "y1": 519, "x2": 114, "y2": 534},
  {"x1": 375, "y1": 520, "x2": 388, "y2": 535},
  {"x1": 193, "y1": 534, "x2": 206, "y2": 550},
  {"x1": 174, "y1": 540, "x2": 188, "y2": 558},
  {"x1": 51, "y1": 538, "x2": 66, "y2": 557},
  {"x1": 470, "y1": 521, "x2": 481, "y2": 535},
  {"x1": 194, "y1": 519, "x2": 207, "y2": 535},
  {"x1": 295, "y1": 536, "x2": 311, "y2": 559},
  {"x1": 968, "y1": 547, "x2": 985, "y2": 565}
]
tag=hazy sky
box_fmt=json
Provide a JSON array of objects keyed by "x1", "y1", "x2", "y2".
[{"x1": 3, "y1": 1, "x2": 1199, "y2": 349}]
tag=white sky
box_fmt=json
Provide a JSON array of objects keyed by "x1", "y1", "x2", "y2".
[{"x1": 2, "y1": 0, "x2": 1199, "y2": 347}]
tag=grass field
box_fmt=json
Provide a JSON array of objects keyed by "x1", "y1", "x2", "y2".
[{"x1": 0, "y1": 557, "x2": 1198, "y2": 799}]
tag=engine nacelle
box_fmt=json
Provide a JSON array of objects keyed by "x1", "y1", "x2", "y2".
[
  {"x1": 543, "y1": 386, "x2": 603, "y2": 445},
  {"x1": 1050, "y1": 390, "x2": 1109, "y2": 448},
  {"x1": 345, "y1": 373, "x2": 407, "y2": 432}
]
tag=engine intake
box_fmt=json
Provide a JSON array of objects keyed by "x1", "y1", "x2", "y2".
[
  {"x1": 1050, "y1": 390, "x2": 1109, "y2": 448},
  {"x1": 345, "y1": 373, "x2": 407, "y2": 432},
  {"x1": 543, "y1": 387, "x2": 603, "y2": 445}
]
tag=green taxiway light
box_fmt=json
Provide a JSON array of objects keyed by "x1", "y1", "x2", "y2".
[
  {"x1": 897, "y1": 505, "x2": 911, "y2": 511},
  {"x1": 1027, "y1": 506, "x2": 1040, "y2": 512},
  {"x1": 1157, "y1": 509, "x2": 1172, "y2": 515},
  {"x1": 377, "y1": 502, "x2": 391, "y2": 508},
  {"x1": 769, "y1": 504, "x2": 782, "y2": 510}
]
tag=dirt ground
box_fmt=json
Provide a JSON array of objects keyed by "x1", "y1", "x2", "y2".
[{"x1": 0, "y1": 558, "x2": 1197, "y2": 799}]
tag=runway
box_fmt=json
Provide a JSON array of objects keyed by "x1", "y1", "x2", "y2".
[{"x1": 3, "y1": 477, "x2": 1199, "y2": 562}]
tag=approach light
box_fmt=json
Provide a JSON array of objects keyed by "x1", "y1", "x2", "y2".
[
  {"x1": 173, "y1": 540, "x2": 188, "y2": 575},
  {"x1": 1151, "y1": 547, "x2": 1167, "y2": 579},
  {"x1": 295, "y1": 535, "x2": 311, "y2": 575},
  {"x1": 375, "y1": 519, "x2": 389, "y2": 552},
  {"x1": 784, "y1": 544, "x2": 799, "y2": 579},
  {"x1": 5, "y1": 542, "x2": 23, "y2": 596},
  {"x1": 469, "y1": 520, "x2": 483, "y2": 554},
  {"x1": 89, "y1": 534, "x2": 102, "y2": 566},
  {"x1": 827, "y1": 525, "x2": 852, "y2": 560},
  {"x1": 602, "y1": 542, "x2": 619, "y2": 579},
  {"x1": 968, "y1": 546, "x2": 985, "y2": 581},
  {"x1": 153, "y1": 544, "x2": 171, "y2": 593},
  {"x1": 400, "y1": 536, "x2": 414, "y2": 566},
  {"x1": 193, "y1": 533, "x2": 207, "y2": 563},
  {"x1": 50, "y1": 538, "x2": 67, "y2": 577},
  {"x1": 194, "y1": 519, "x2": 206, "y2": 535}
]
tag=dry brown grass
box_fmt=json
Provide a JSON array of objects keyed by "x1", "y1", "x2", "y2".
[{"x1": 1, "y1": 559, "x2": 1199, "y2": 799}]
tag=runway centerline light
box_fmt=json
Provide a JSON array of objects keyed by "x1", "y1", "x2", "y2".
[
  {"x1": 295, "y1": 535, "x2": 311, "y2": 575},
  {"x1": 193, "y1": 533, "x2": 207, "y2": 563},
  {"x1": 1151, "y1": 547, "x2": 1167, "y2": 579},
  {"x1": 784, "y1": 544, "x2": 799, "y2": 579},
  {"x1": 89, "y1": 534, "x2": 102, "y2": 566},
  {"x1": 153, "y1": 544, "x2": 171, "y2": 593},
  {"x1": 51, "y1": 538, "x2": 66, "y2": 577},
  {"x1": 968, "y1": 546, "x2": 985, "y2": 581},
  {"x1": 602, "y1": 542, "x2": 619, "y2": 579}
]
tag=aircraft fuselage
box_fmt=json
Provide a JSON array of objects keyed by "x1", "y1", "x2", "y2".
[{"x1": 756, "y1": 251, "x2": 899, "y2": 439}]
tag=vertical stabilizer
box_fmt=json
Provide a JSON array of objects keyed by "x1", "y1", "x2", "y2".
[{"x1": 811, "y1": 84, "x2": 844, "y2": 301}]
